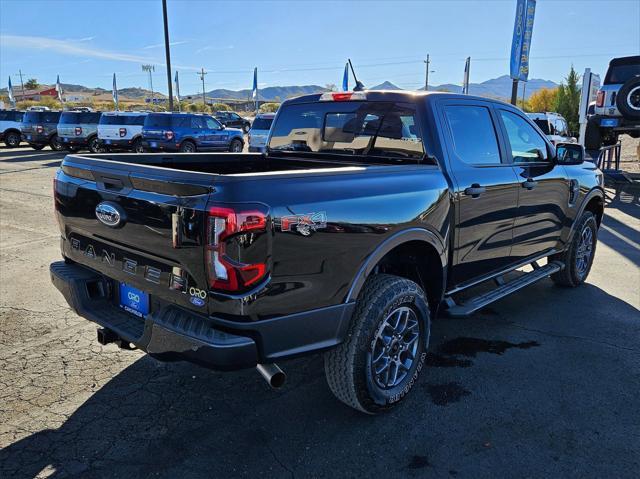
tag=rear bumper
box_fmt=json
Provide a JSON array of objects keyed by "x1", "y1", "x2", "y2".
[
  {"x1": 141, "y1": 140, "x2": 179, "y2": 152},
  {"x1": 98, "y1": 138, "x2": 136, "y2": 149},
  {"x1": 50, "y1": 261, "x2": 354, "y2": 370},
  {"x1": 60, "y1": 137, "x2": 90, "y2": 147},
  {"x1": 590, "y1": 114, "x2": 640, "y2": 130},
  {"x1": 21, "y1": 133, "x2": 49, "y2": 145}
]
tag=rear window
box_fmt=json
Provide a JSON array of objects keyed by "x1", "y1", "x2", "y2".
[
  {"x1": 604, "y1": 64, "x2": 640, "y2": 84},
  {"x1": 269, "y1": 101, "x2": 424, "y2": 160},
  {"x1": 251, "y1": 117, "x2": 273, "y2": 130},
  {"x1": 59, "y1": 112, "x2": 101, "y2": 124},
  {"x1": 533, "y1": 118, "x2": 550, "y2": 135},
  {"x1": 145, "y1": 114, "x2": 172, "y2": 128},
  {"x1": 23, "y1": 111, "x2": 60, "y2": 123},
  {"x1": 100, "y1": 114, "x2": 146, "y2": 126}
]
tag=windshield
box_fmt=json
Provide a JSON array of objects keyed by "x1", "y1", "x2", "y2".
[
  {"x1": 251, "y1": 117, "x2": 273, "y2": 131},
  {"x1": 268, "y1": 101, "x2": 424, "y2": 160},
  {"x1": 59, "y1": 112, "x2": 101, "y2": 124},
  {"x1": 532, "y1": 118, "x2": 550, "y2": 135},
  {"x1": 605, "y1": 64, "x2": 640, "y2": 84}
]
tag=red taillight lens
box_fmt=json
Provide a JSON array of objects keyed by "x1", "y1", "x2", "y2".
[
  {"x1": 596, "y1": 90, "x2": 605, "y2": 107},
  {"x1": 36, "y1": 125, "x2": 44, "y2": 134},
  {"x1": 75, "y1": 127, "x2": 82, "y2": 136},
  {"x1": 206, "y1": 206, "x2": 268, "y2": 292},
  {"x1": 164, "y1": 130, "x2": 174, "y2": 141},
  {"x1": 119, "y1": 128, "x2": 127, "y2": 137}
]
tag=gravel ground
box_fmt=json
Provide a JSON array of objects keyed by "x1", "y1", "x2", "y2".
[{"x1": 0, "y1": 142, "x2": 638, "y2": 479}]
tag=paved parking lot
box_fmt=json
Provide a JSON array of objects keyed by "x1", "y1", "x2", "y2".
[{"x1": 0, "y1": 144, "x2": 639, "y2": 478}]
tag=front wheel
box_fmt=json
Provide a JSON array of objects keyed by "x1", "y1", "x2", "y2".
[
  {"x1": 179, "y1": 141, "x2": 196, "y2": 153},
  {"x1": 551, "y1": 211, "x2": 598, "y2": 287},
  {"x1": 324, "y1": 274, "x2": 430, "y2": 414},
  {"x1": 229, "y1": 138, "x2": 243, "y2": 152}
]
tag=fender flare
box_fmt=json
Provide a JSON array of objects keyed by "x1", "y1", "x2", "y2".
[
  {"x1": 344, "y1": 228, "x2": 447, "y2": 303},
  {"x1": 565, "y1": 187, "x2": 605, "y2": 243},
  {"x1": 3, "y1": 128, "x2": 21, "y2": 137}
]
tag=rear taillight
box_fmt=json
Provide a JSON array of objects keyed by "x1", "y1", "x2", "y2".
[
  {"x1": 596, "y1": 90, "x2": 605, "y2": 107},
  {"x1": 206, "y1": 206, "x2": 268, "y2": 292},
  {"x1": 75, "y1": 127, "x2": 82, "y2": 136},
  {"x1": 119, "y1": 128, "x2": 127, "y2": 138},
  {"x1": 164, "y1": 130, "x2": 174, "y2": 141},
  {"x1": 319, "y1": 91, "x2": 367, "y2": 101},
  {"x1": 35, "y1": 125, "x2": 44, "y2": 134}
]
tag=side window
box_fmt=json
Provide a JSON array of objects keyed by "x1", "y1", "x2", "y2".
[
  {"x1": 191, "y1": 116, "x2": 205, "y2": 129},
  {"x1": 499, "y1": 110, "x2": 548, "y2": 163},
  {"x1": 205, "y1": 117, "x2": 221, "y2": 129},
  {"x1": 443, "y1": 105, "x2": 501, "y2": 165}
]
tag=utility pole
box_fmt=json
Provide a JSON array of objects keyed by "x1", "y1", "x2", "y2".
[
  {"x1": 142, "y1": 64, "x2": 155, "y2": 109},
  {"x1": 198, "y1": 68, "x2": 207, "y2": 108},
  {"x1": 424, "y1": 54, "x2": 434, "y2": 91},
  {"x1": 162, "y1": 0, "x2": 174, "y2": 111},
  {"x1": 18, "y1": 69, "x2": 25, "y2": 100}
]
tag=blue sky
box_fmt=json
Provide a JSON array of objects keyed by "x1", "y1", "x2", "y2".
[{"x1": 1, "y1": 0, "x2": 638, "y2": 94}]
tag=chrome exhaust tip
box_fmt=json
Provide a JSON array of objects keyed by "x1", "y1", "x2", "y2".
[{"x1": 256, "y1": 363, "x2": 286, "y2": 389}]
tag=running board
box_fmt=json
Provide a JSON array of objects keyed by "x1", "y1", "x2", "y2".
[{"x1": 445, "y1": 261, "x2": 564, "y2": 318}]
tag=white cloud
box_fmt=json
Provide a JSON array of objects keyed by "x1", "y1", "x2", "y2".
[
  {"x1": 1, "y1": 34, "x2": 158, "y2": 64},
  {"x1": 195, "y1": 44, "x2": 234, "y2": 54},
  {"x1": 142, "y1": 40, "x2": 189, "y2": 50}
]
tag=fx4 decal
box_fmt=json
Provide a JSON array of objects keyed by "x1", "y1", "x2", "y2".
[{"x1": 280, "y1": 212, "x2": 327, "y2": 236}]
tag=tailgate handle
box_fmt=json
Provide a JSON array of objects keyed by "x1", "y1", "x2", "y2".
[{"x1": 102, "y1": 177, "x2": 124, "y2": 190}]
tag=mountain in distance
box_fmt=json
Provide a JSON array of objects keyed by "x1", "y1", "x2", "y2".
[
  {"x1": 195, "y1": 84, "x2": 330, "y2": 102},
  {"x1": 425, "y1": 75, "x2": 559, "y2": 100},
  {"x1": 370, "y1": 81, "x2": 403, "y2": 90}
]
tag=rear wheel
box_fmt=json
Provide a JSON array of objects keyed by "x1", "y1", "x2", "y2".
[
  {"x1": 229, "y1": 138, "x2": 243, "y2": 152},
  {"x1": 179, "y1": 140, "x2": 196, "y2": 153},
  {"x1": 324, "y1": 274, "x2": 430, "y2": 414},
  {"x1": 4, "y1": 131, "x2": 21, "y2": 148},
  {"x1": 50, "y1": 134, "x2": 63, "y2": 151},
  {"x1": 88, "y1": 136, "x2": 102, "y2": 153},
  {"x1": 551, "y1": 211, "x2": 598, "y2": 287}
]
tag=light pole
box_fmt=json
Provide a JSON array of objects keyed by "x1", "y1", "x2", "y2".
[
  {"x1": 198, "y1": 68, "x2": 207, "y2": 108},
  {"x1": 142, "y1": 64, "x2": 155, "y2": 109},
  {"x1": 424, "y1": 54, "x2": 435, "y2": 91},
  {"x1": 162, "y1": 0, "x2": 174, "y2": 111}
]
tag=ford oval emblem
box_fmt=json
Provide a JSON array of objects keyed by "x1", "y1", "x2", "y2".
[
  {"x1": 95, "y1": 202, "x2": 124, "y2": 228},
  {"x1": 190, "y1": 296, "x2": 205, "y2": 307}
]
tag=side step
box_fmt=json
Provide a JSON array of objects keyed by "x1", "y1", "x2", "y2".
[{"x1": 445, "y1": 261, "x2": 564, "y2": 318}]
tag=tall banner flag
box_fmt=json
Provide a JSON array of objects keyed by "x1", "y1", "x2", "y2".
[
  {"x1": 112, "y1": 73, "x2": 119, "y2": 110},
  {"x1": 174, "y1": 70, "x2": 181, "y2": 112},
  {"x1": 7, "y1": 77, "x2": 15, "y2": 105},
  {"x1": 55, "y1": 75, "x2": 64, "y2": 103},
  {"x1": 462, "y1": 57, "x2": 471, "y2": 94},
  {"x1": 342, "y1": 62, "x2": 349, "y2": 91},
  {"x1": 510, "y1": 0, "x2": 536, "y2": 82},
  {"x1": 252, "y1": 67, "x2": 258, "y2": 111}
]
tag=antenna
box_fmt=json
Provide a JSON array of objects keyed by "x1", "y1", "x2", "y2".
[{"x1": 348, "y1": 59, "x2": 365, "y2": 91}]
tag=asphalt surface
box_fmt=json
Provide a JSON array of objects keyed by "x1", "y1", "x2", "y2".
[{"x1": 0, "y1": 143, "x2": 639, "y2": 479}]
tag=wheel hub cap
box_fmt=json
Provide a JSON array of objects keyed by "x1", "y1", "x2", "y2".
[
  {"x1": 575, "y1": 225, "x2": 594, "y2": 277},
  {"x1": 370, "y1": 306, "x2": 420, "y2": 390}
]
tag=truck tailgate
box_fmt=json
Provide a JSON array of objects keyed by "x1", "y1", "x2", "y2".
[{"x1": 55, "y1": 157, "x2": 214, "y2": 314}]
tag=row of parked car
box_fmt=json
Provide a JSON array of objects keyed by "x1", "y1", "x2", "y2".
[{"x1": 0, "y1": 108, "x2": 276, "y2": 153}]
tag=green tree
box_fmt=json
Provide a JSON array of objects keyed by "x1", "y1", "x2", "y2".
[
  {"x1": 24, "y1": 78, "x2": 39, "y2": 90},
  {"x1": 528, "y1": 87, "x2": 559, "y2": 112},
  {"x1": 555, "y1": 66, "x2": 581, "y2": 134}
]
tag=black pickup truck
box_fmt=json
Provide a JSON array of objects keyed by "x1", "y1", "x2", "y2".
[{"x1": 51, "y1": 91, "x2": 604, "y2": 414}]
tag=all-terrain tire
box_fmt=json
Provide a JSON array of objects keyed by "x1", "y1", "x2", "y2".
[
  {"x1": 88, "y1": 136, "x2": 101, "y2": 153},
  {"x1": 180, "y1": 140, "x2": 196, "y2": 153},
  {"x1": 133, "y1": 138, "x2": 144, "y2": 153},
  {"x1": 4, "y1": 131, "x2": 21, "y2": 148},
  {"x1": 616, "y1": 76, "x2": 640, "y2": 120},
  {"x1": 551, "y1": 211, "x2": 598, "y2": 287},
  {"x1": 324, "y1": 274, "x2": 430, "y2": 414},
  {"x1": 50, "y1": 134, "x2": 63, "y2": 151}
]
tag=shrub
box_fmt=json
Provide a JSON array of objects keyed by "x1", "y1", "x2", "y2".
[
  {"x1": 259, "y1": 102, "x2": 280, "y2": 113},
  {"x1": 210, "y1": 103, "x2": 231, "y2": 112}
]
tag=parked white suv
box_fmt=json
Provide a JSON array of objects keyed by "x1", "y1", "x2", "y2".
[
  {"x1": 97, "y1": 111, "x2": 148, "y2": 152},
  {"x1": 248, "y1": 113, "x2": 275, "y2": 152},
  {"x1": 527, "y1": 112, "x2": 576, "y2": 145},
  {"x1": 0, "y1": 110, "x2": 24, "y2": 147}
]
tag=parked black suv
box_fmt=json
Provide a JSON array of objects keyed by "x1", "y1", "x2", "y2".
[
  {"x1": 586, "y1": 55, "x2": 640, "y2": 149},
  {"x1": 20, "y1": 110, "x2": 63, "y2": 151},
  {"x1": 214, "y1": 111, "x2": 251, "y2": 133}
]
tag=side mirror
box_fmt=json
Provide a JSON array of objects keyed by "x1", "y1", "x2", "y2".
[{"x1": 556, "y1": 143, "x2": 584, "y2": 165}]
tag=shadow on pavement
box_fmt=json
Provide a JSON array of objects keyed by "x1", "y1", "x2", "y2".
[
  {"x1": 1, "y1": 283, "x2": 639, "y2": 478},
  {"x1": 0, "y1": 150, "x2": 67, "y2": 163},
  {"x1": 599, "y1": 183, "x2": 640, "y2": 266}
]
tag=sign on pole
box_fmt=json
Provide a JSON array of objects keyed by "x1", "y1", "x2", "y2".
[
  {"x1": 510, "y1": 0, "x2": 536, "y2": 82},
  {"x1": 342, "y1": 62, "x2": 349, "y2": 91},
  {"x1": 578, "y1": 68, "x2": 601, "y2": 146},
  {"x1": 252, "y1": 67, "x2": 258, "y2": 112},
  {"x1": 112, "y1": 73, "x2": 119, "y2": 111},
  {"x1": 462, "y1": 57, "x2": 471, "y2": 94}
]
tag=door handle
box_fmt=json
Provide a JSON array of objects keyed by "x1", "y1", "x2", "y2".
[
  {"x1": 464, "y1": 184, "x2": 486, "y2": 198},
  {"x1": 522, "y1": 178, "x2": 538, "y2": 190}
]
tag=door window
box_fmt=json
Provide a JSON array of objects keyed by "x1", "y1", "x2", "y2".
[
  {"x1": 205, "y1": 117, "x2": 221, "y2": 130},
  {"x1": 443, "y1": 105, "x2": 501, "y2": 165},
  {"x1": 499, "y1": 110, "x2": 548, "y2": 163},
  {"x1": 191, "y1": 116, "x2": 206, "y2": 129}
]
